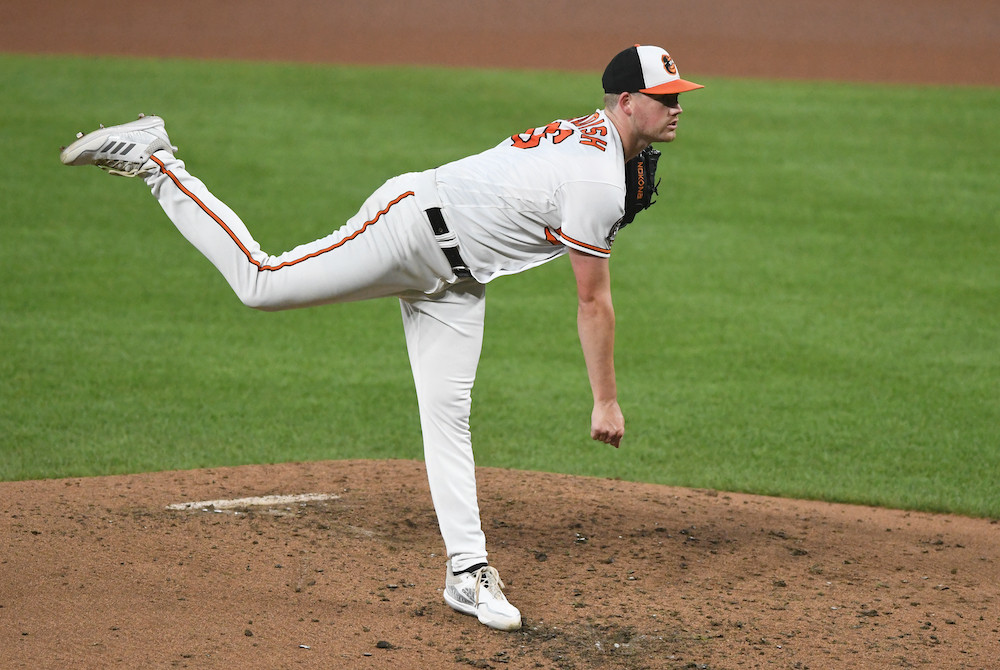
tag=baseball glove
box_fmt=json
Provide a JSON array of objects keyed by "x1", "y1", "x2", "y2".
[{"x1": 619, "y1": 146, "x2": 661, "y2": 228}]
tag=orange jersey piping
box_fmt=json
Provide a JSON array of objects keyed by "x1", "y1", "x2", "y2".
[{"x1": 551, "y1": 227, "x2": 611, "y2": 256}]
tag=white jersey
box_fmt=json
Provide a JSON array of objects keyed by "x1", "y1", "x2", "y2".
[{"x1": 433, "y1": 110, "x2": 626, "y2": 283}]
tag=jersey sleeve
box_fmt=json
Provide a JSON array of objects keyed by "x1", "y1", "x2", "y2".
[{"x1": 550, "y1": 180, "x2": 625, "y2": 258}]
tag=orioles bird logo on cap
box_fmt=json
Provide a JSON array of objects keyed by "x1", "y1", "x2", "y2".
[{"x1": 662, "y1": 53, "x2": 678, "y2": 75}]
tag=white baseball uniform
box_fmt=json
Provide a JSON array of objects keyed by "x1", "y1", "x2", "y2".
[{"x1": 144, "y1": 109, "x2": 627, "y2": 572}]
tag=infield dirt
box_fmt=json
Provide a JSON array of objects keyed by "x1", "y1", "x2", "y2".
[{"x1": 2, "y1": 2, "x2": 998, "y2": 668}]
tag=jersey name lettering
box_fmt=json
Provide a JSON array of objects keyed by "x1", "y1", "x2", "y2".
[
  {"x1": 510, "y1": 114, "x2": 611, "y2": 152},
  {"x1": 570, "y1": 113, "x2": 608, "y2": 152}
]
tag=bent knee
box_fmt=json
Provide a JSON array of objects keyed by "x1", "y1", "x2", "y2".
[{"x1": 235, "y1": 288, "x2": 283, "y2": 312}]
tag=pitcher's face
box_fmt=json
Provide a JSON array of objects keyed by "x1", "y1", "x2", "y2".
[{"x1": 631, "y1": 92, "x2": 684, "y2": 143}]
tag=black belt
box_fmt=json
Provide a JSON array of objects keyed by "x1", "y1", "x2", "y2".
[{"x1": 425, "y1": 207, "x2": 472, "y2": 278}]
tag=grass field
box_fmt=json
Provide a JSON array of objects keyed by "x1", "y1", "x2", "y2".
[{"x1": 1, "y1": 54, "x2": 997, "y2": 517}]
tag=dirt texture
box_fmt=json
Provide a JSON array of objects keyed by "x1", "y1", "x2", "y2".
[
  {"x1": 4, "y1": 460, "x2": 999, "y2": 669},
  {"x1": 3, "y1": 0, "x2": 998, "y2": 86},
  {"x1": 3, "y1": 2, "x2": 1000, "y2": 669}
]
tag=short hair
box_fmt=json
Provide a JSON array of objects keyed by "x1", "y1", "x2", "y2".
[{"x1": 603, "y1": 92, "x2": 622, "y2": 111}]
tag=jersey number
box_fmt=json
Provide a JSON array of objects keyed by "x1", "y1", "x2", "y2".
[{"x1": 510, "y1": 121, "x2": 573, "y2": 149}]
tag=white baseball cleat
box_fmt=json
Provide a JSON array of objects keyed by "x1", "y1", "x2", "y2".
[
  {"x1": 60, "y1": 114, "x2": 176, "y2": 177},
  {"x1": 443, "y1": 560, "x2": 522, "y2": 631}
]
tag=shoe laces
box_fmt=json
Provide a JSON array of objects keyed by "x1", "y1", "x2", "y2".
[
  {"x1": 96, "y1": 138, "x2": 173, "y2": 176},
  {"x1": 475, "y1": 566, "x2": 507, "y2": 605}
]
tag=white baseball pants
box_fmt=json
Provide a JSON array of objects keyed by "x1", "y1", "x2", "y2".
[{"x1": 145, "y1": 152, "x2": 489, "y2": 572}]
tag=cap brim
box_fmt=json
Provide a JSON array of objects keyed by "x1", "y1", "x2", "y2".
[{"x1": 640, "y1": 78, "x2": 704, "y2": 94}]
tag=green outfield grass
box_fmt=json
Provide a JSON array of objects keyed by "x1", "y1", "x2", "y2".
[{"x1": 1, "y1": 54, "x2": 997, "y2": 517}]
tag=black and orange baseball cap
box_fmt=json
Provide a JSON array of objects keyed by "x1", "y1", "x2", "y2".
[{"x1": 602, "y1": 45, "x2": 704, "y2": 95}]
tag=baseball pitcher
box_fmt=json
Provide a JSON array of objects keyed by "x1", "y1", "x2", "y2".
[{"x1": 60, "y1": 44, "x2": 703, "y2": 630}]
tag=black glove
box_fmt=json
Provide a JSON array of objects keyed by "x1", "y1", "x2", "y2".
[{"x1": 619, "y1": 146, "x2": 661, "y2": 228}]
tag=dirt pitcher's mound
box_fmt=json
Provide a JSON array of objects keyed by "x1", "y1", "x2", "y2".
[{"x1": 2, "y1": 460, "x2": 997, "y2": 669}]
